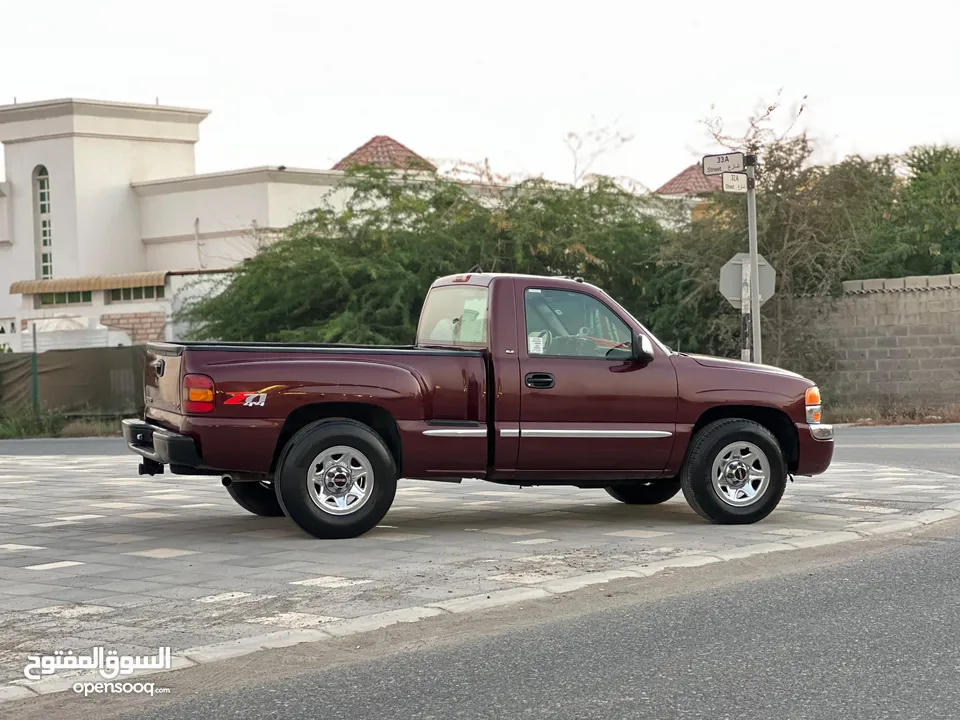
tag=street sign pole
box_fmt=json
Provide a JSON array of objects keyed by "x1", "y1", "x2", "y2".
[
  {"x1": 740, "y1": 260, "x2": 752, "y2": 362},
  {"x1": 744, "y1": 155, "x2": 762, "y2": 364},
  {"x1": 706, "y1": 152, "x2": 772, "y2": 363}
]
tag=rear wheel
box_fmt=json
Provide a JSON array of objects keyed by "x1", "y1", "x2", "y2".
[
  {"x1": 225, "y1": 479, "x2": 284, "y2": 517},
  {"x1": 274, "y1": 418, "x2": 397, "y2": 539},
  {"x1": 680, "y1": 418, "x2": 787, "y2": 524},
  {"x1": 605, "y1": 479, "x2": 681, "y2": 505}
]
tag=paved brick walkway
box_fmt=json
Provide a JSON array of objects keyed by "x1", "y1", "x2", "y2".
[{"x1": 1, "y1": 453, "x2": 958, "y2": 686}]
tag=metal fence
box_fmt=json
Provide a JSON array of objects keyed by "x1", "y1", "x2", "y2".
[{"x1": 0, "y1": 346, "x2": 146, "y2": 417}]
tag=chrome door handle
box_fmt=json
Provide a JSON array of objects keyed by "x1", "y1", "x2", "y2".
[{"x1": 524, "y1": 372, "x2": 555, "y2": 389}]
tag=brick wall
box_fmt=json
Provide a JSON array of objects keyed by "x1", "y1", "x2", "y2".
[
  {"x1": 99, "y1": 312, "x2": 166, "y2": 344},
  {"x1": 822, "y1": 275, "x2": 960, "y2": 405}
]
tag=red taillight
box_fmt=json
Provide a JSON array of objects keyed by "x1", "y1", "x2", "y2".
[{"x1": 183, "y1": 374, "x2": 215, "y2": 413}]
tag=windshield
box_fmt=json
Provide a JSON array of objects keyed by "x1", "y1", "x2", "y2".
[
  {"x1": 416, "y1": 285, "x2": 490, "y2": 349},
  {"x1": 595, "y1": 287, "x2": 674, "y2": 355}
]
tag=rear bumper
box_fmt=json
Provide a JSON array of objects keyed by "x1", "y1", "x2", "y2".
[
  {"x1": 122, "y1": 418, "x2": 207, "y2": 471},
  {"x1": 794, "y1": 423, "x2": 834, "y2": 476}
]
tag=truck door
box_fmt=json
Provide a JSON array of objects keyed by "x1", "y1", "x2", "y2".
[{"x1": 515, "y1": 284, "x2": 677, "y2": 473}]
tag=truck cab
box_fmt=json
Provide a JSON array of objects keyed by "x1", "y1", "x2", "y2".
[{"x1": 417, "y1": 273, "x2": 680, "y2": 481}]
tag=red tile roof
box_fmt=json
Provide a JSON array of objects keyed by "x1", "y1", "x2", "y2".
[
  {"x1": 655, "y1": 164, "x2": 722, "y2": 196},
  {"x1": 332, "y1": 135, "x2": 436, "y2": 172}
]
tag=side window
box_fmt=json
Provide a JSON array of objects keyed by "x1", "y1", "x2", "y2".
[{"x1": 523, "y1": 288, "x2": 632, "y2": 359}]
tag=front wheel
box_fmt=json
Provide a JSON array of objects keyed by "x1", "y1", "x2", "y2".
[
  {"x1": 274, "y1": 418, "x2": 398, "y2": 539},
  {"x1": 680, "y1": 419, "x2": 787, "y2": 524},
  {"x1": 605, "y1": 479, "x2": 681, "y2": 505}
]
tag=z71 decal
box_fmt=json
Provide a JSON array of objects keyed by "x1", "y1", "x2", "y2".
[{"x1": 223, "y1": 392, "x2": 268, "y2": 407}]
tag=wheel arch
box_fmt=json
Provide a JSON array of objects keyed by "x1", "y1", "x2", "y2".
[
  {"x1": 270, "y1": 402, "x2": 402, "y2": 477},
  {"x1": 692, "y1": 405, "x2": 799, "y2": 472}
]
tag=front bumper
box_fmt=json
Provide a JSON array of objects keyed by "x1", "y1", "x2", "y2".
[
  {"x1": 795, "y1": 423, "x2": 835, "y2": 476},
  {"x1": 122, "y1": 418, "x2": 207, "y2": 472}
]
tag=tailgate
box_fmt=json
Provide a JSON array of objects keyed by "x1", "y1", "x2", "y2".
[{"x1": 144, "y1": 343, "x2": 185, "y2": 415}]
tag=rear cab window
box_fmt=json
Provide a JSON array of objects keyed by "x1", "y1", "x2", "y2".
[{"x1": 417, "y1": 285, "x2": 490, "y2": 349}]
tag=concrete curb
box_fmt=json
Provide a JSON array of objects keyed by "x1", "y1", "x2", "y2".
[
  {"x1": 428, "y1": 587, "x2": 552, "y2": 613},
  {"x1": 4, "y1": 502, "x2": 959, "y2": 706}
]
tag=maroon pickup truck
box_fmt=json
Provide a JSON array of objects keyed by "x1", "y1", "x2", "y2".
[{"x1": 123, "y1": 272, "x2": 834, "y2": 539}]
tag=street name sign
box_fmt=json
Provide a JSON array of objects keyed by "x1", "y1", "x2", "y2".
[
  {"x1": 702, "y1": 152, "x2": 745, "y2": 176},
  {"x1": 722, "y1": 172, "x2": 748, "y2": 194}
]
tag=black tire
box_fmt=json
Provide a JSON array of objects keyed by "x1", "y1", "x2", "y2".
[
  {"x1": 680, "y1": 419, "x2": 787, "y2": 524},
  {"x1": 274, "y1": 418, "x2": 397, "y2": 539},
  {"x1": 605, "y1": 479, "x2": 681, "y2": 505},
  {"x1": 225, "y1": 480, "x2": 285, "y2": 517}
]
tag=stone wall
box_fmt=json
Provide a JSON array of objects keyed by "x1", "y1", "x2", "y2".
[
  {"x1": 823, "y1": 274, "x2": 960, "y2": 406},
  {"x1": 99, "y1": 312, "x2": 166, "y2": 344}
]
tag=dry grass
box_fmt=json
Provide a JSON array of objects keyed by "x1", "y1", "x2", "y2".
[
  {"x1": 0, "y1": 410, "x2": 66, "y2": 439},
  {"x1": 829, "y1": 403, "x2": 960, "y2": 426},
  {"x1": 0, "y1": 409, "x2": 124, "y2": 439},
  {"x1": 59, "y1": 418, "x2": 123, "y2": 438}
]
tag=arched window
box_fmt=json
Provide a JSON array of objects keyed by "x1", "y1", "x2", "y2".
[{"x1": 34, "y1": 165, "x2": 53, "y2": 279}]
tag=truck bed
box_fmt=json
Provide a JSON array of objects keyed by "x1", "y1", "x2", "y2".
[{"x1": 142, "y1": 340, "x2": 491, "y2": 479}]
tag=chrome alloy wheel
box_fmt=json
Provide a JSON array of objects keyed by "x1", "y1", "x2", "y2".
[
  {"x1": 710, "y1": 441, "x2": 770, "y2": 507},
  {"x1": 307, "y1": 446, "x2": 375, "y2": 516}
]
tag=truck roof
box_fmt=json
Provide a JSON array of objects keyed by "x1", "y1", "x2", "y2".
[{"x1": 431, "y1": 272, "x2": 595, "y2": 289}]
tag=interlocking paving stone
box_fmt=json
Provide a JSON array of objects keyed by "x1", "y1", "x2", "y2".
[{"x1": 0, "y1": 454, "x2": 957, "y2": 683}]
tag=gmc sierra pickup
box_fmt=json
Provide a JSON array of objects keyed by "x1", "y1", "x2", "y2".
[{"x1": 123, "y1": 272, "x2": 834, "y2": 539}]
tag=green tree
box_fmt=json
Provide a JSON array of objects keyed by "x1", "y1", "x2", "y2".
[{"x1": 856, "y1": 146, "x2": 960, "y2": 278}]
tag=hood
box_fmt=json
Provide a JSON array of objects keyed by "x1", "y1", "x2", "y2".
[{"x1": 684, "y1": 353, "x2": 806, "y2": 380}]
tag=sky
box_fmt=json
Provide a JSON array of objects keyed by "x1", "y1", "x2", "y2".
[{"x1": 2, "y1": 0, "x2": 958, "y2": 190}]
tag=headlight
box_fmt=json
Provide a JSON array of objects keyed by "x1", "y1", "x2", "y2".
[{"x1": 805, "y1": 386, "x2": 822, "y2": 424}]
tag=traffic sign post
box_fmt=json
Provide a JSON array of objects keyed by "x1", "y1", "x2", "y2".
[
  {"x1": 719, "y1": 252, "x2": 776, "y2": 361},
  {"x1": 718, "y1": 253, "x2": 776, "y2": 310},
  {"x1": 740, "y1": 259, "x2": 752, "y2": 362},
  {"x1": 744, "y1": 156, "x2": 762, "y2": 364},
  {"x1": 707, "y1": 153, "x2": 769, "y2": 363}
]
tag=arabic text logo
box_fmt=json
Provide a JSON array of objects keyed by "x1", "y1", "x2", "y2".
[{"x1": 24, "y1": 646, "x2": 171, "y2": 681}]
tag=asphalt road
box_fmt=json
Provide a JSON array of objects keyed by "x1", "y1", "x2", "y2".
[
  {"x1": 29, "y1": 516, "x2": 955, "y2": 720},
  {"x1": 833, "y1": 424, "x2": 959, "y2": 476},
  {"x1": 0, "y1": 437, "x2": 125, "y2": 457}
]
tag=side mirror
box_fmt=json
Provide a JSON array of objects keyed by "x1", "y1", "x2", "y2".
[{"x1": 633, "y1": 334, "x2": 655, "y2": 363}]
